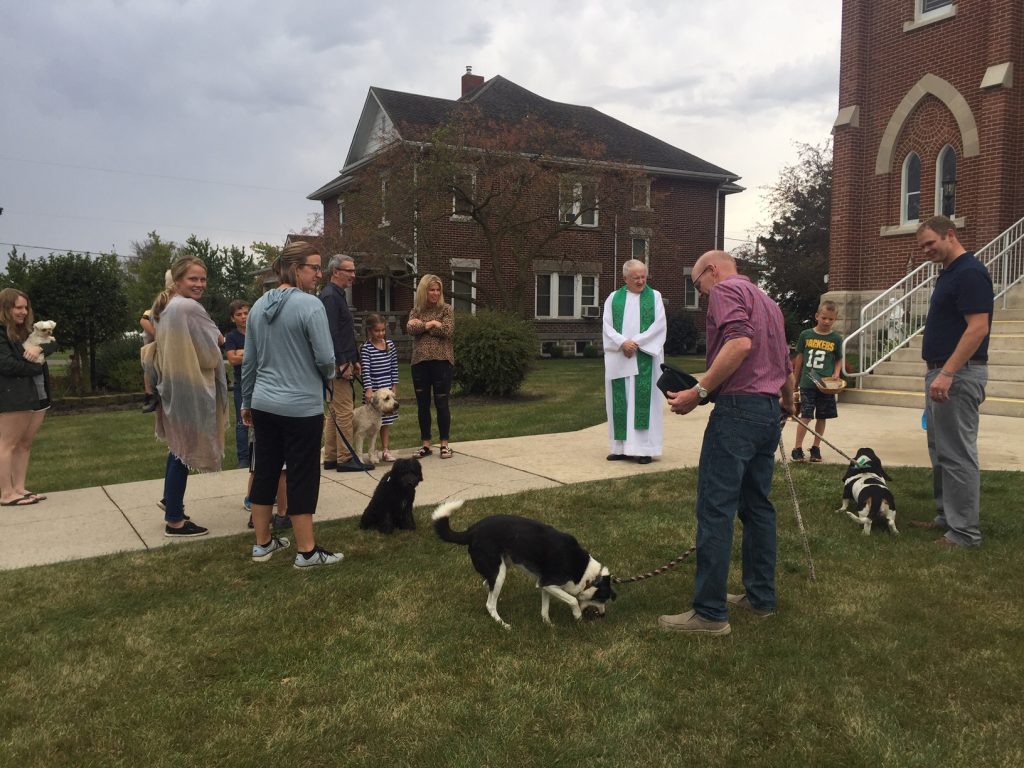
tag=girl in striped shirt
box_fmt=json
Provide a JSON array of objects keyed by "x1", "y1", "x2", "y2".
[{"x1": 359, "y1": 314, "x2": 400, "y2": 462}]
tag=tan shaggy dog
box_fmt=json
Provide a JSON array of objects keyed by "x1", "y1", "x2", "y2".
[{"x1": 352, "y1": 388, "x2": 399, "y2": 464}]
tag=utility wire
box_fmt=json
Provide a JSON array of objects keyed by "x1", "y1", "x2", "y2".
[
  {"x1": 0, "y1": 241, "x2": 118, "y2": 256},
  {"x1": 0, "y1": 154, "x2": 305, "y2": 194}
]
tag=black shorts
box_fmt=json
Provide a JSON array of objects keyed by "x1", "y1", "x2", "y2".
[
  {"x1": 799, "y1": 387, "x2": 838, "y2": 420},
  {"x1": 250, "y1": 410, "x2": 323, "y2": 515}
]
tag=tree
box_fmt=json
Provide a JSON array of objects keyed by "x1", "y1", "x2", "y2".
[
  {"x1": 342, "y1": 107, "x2": 640, "y2": 315},
  {"x1": 1, "y1": 247, "x2": 31, "y2": 291},
  {"x1": 744, "y1": 141, "x2": 832, "y2": 338},
  {"x1": 181, "y1": 236, "x2": 264, "y2": 326},
  {"x1": 23, "y1": 253, "x2": 132, "y2": 393},
  {"x1": 122, "y1": 232, "x2": 178, "y2": 318}
]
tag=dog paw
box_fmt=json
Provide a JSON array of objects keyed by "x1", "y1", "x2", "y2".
[{"x1": 582, "y1": 606, "x2": 604, "y2": 620}]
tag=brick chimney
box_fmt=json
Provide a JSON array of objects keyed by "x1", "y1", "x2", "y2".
[{"x1": 461, "y1": 66, "x2": 484, "y2": 96}]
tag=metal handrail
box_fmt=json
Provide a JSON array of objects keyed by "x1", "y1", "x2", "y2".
[{"x1": 842, "y1": 215, "x2": 1024, "y2": 382}]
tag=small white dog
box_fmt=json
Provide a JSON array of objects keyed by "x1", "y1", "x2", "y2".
[
  {"x1": 25, "y1": 320, "x2": 57, "y2": 359},
  {"x1": 352, "y1": 388, "x2": 399, "y2": 464}
]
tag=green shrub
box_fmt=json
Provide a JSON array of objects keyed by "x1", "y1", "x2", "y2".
[
  {"x1": 582, "y1": 343, "x2": 602, "y2": 359},
  {"x1": 546, "y1": 343, "x2": 564, "y2": 359},
  {"x1": 95, "y1": 335, "x2": 145, "y2": 392},
  {"x1": 453, "y1": 310, "x2": 537, "y2": 397},
  {"x1": 665, "y1": 311, "x2": 699, "y2": 355}
]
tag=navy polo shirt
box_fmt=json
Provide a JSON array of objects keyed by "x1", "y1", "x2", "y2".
[{"x1": 921, "y1": 251, "x2": 993, "y2": 364}]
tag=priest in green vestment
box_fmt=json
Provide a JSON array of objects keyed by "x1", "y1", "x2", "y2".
[{"x1": 602, "y1": 259, "x2": 667, "y2": 464}]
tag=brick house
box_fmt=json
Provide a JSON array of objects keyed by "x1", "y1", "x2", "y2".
[
  {"x1": 308, "y1": 69, "x2": 741, "y2": 356},
  {"x1": 825, "y1": 0, "x2": 1023, "y2": 330}
]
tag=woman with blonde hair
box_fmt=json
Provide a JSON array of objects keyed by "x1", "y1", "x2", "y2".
[
  {"x1": 406, "y1": 274, "x2": 455, "y2": 459},
  {"x1": 0, "y1": 288, "x2": 53, "y2": 506},
  {"x1": 152, "y1": 256, "x2": 228, "y2": 537}
]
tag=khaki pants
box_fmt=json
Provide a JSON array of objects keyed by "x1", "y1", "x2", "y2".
[{"x1": 323, "y1": 379, "x2": 355, "y2": 463}]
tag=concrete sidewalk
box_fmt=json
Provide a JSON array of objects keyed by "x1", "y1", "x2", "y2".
[{"x1": 2, "y1": 402, "x2": 1020, "y2": 570}]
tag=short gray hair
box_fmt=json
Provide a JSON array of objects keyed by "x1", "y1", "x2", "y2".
[
  {"x1": 622, "y1": 258, "x2": 647, "y2": 277},
  {"x1": 327, "y1": 253, "x2": 355, "y2": 274}
]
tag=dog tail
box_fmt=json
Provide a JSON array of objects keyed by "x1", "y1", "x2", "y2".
[{"x1": 431, "y1": 500, "x2": 470, "y2": 545}]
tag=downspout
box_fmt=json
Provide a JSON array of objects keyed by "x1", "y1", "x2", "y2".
[
  {"x1": 714, "y1": 183, "x2": 722, "y2": 250},
  {"x1": 613, "y1": 213, "x2": 618, "y2": 282}
]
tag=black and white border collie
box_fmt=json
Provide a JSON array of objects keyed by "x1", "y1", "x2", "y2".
[
  {"x1": 432, "y1": 500, "x2": 616, "y2": 629},
  {"x1": 836, "y1": 447, "x2": 898, "y2": 535}
]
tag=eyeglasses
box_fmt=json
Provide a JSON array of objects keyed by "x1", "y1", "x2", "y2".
[
  {"x1": 689, "y1": 265, "x2": 713, "y2": 289},
  {"x1": 337, "y1": 268, "x2": 356, "y2": 274},
  {"x1": 300, "y1": 263, "x2": 323, "y2": 273}
]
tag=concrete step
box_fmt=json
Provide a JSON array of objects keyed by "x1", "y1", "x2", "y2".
[
  {"x1": 876, "y1": 346, "x2": 1024, "y2": 366},
  {"x1": 842, "y1": 388, "x2": 1024, "y2": 417},
  {"x1": 988, "y1": 334, "x2": 1024, "y2": 351},
  {"x1": 992, "y1": 320, "x2": 1024, "y2": 333},
  {"x1": 873, "y1": 361, "x2": 1024, "y2": 381},
  {"x1": 861, "y1": 373, "x2": 1024, "y2": 399},
  {"x1": 993, "y1": 308, "x2": 1024, "y2": 321}
]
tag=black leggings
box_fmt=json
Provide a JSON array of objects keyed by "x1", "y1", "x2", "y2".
[{"x1": 411, "y1": 360, "x2": 452, "y2": 442}]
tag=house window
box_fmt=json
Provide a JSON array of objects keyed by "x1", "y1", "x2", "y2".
[
  {"x1": 451, "y1": 269, "x2": 476, "y2": 314},
  {"x1": 632, "y1": 179, "x2": 651, "y2": 209},
  {"x1": 936, "y1": 145, "x2": 957, "y2": 217},
  {"x1": 535, "y1": 273, "x2": 599, "y2": 318},
  {"x1": 682, "y1": 268, "x2": 700, "y2": 309},
  {"x1": 452, "y1": 169, "x2": 476, "y2": 217},
  {"x1": 631, "y1": 237, "x2": 649, "y2": 263},
  {"x1": 375, "y1": 276, "x2": 392, "y2": 312},
  {"x1": 559, "y1": 179, "x2": 598, "y2": 227},
  {"x1": 380, "y1": 175, "x2": 389, "y2": 226},
  {"x1": 906, "y1": 0, "x2": 955, "y2": 30},
  {"x1": 901, "y1": 152, "x2": 921, "y2": 224}
]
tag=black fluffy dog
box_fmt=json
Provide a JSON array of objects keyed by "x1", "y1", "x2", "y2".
[{"x1": 359, "y1": 457, "x2": 423, "y2": 533}]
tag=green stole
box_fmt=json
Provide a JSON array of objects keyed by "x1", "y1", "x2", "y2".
[{"x1": 611, "y1": 285, "x2": 655, "y2": 440}]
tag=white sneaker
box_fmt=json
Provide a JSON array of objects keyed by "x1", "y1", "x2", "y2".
[
  {"x1": 252, "y1": 536, "x2": 290, "y2": 562},
  {"x1": 293, "y1": 546, "x2": 343, "y2": 569}
]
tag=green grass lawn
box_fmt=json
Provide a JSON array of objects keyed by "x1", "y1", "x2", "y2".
[
  {"x1": 8, "y1": 356, "x2": 1024, "y2": 766},
  {"x1": 28, "y1": 356, "x2": 705, "y2": 492},
  {"x1": 1, "y1": 467, "x2": 1022, "y2": 767}
]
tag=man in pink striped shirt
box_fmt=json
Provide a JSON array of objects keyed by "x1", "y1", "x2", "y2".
[{"x1": 660, "y1": 251, "x2": 795, "y2": 636}]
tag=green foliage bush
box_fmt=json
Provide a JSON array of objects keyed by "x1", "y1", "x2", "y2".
[
  {"x1": 546, "y1": 343, "x2": 564, "y2": 359},
  {"x1": 95, "y1": 335, "x2": 145, "y2": 392},
  {"x1": 665, "y1": 311, "x2": 699, "y2": 355},
  {"x1": 582, "y1": 343, "x2": 602, "y2": 359},
  {"x1": 453, "y1": 310, "x2": 537, "y2": 397}
]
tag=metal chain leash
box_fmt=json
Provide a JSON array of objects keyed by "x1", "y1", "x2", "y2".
[
  {"x1": 777, "y1": 428, "x2": 817, "y2": 581},
  {"x1": 612, "y1": 546, "x2": 696, "y2": 585}
]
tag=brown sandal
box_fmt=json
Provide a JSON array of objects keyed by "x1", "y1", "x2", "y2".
[
  {"x1": 414, "y1": 446, "x2": 432, "y2": 458},
  {"x1": 440, "y1": 446, "x2": 453, "y2": 459}
]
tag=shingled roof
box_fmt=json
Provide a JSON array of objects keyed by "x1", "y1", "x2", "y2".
[{"x1": 309, "y1": 75, "x2": 738, "y2": 200}]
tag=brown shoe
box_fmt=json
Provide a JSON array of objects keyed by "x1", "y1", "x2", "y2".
[
  {"x1": 658, "y1": 609, "x2": 731, "y2": 635},
  {"x1": 909, "y1": 520, "x2": 946, "y2": 531},
  {"x1": 727, "y1": 593, "x2": 775, "y2": 619},
  {"x1": 934, "y1": 536, "x2": 963, "y2": 548}
]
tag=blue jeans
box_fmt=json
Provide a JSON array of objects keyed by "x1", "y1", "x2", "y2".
[
  {"x1": 693, "y1": 395, "x2": 781, "y2": 621},
  {"x1": 233, "y1": 382, "x2": 250, "y2": 467},
  {"x1": 162, "y1": 453, "x2": 189, "y2": 523}
]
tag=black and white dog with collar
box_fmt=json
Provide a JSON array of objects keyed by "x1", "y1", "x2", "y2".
[
  {"x1": 432, "y1": 500, "x2": 616, "y2": 629},
  {"x1": 836, "y1": 447, "x2": 898, "y2": 535}
]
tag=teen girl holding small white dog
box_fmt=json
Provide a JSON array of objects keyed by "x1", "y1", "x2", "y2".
[{"x1": 359, "y1": 314, "x2": 399, "y2": 462}]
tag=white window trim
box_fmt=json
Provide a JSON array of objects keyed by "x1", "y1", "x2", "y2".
[
  {"x1": 535, "y1": 272, "x2": 599, "y2": 319},
  {"x1": 450, "y1": 260, "x2": 477, "y2": 317},
  {"x1": 632, "y1": 179, "x2": 652, "y2": 210},
  {"x1": 559, "y1": 180, "x2": 599, "y2": 228},
  {"x1": 901, "y1": 152, "x2": 921, "y2": 225},
  {"x1": 935, "y1": 144, "x2": 956, "y2": 217},
  {"x1": 904, "y1": 1, "x2": 956, "y2": 32},
  {"x1": 451, "y1": 168, "x2": 477, "y2": 220},
  {"x1": 682, "y1": 267, "x2": 700, "y2": 310}
]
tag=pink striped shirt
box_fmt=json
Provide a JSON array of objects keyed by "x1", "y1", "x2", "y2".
[{"x1": 705, "y1": 274, "x2": 789, "y2": 397}]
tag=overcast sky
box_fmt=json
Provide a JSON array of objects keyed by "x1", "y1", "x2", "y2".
[{"x1": 0, "y1": 0, "x2": 840, "y2": 267}]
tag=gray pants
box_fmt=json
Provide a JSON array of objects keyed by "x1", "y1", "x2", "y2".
[{"x1": 925, "y1": 365, "x2": 986, "y2": 546}]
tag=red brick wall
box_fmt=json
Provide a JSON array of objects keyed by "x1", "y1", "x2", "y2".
[{"x1": 831, "y1": 0, "x2": 1023, "y2": 292}]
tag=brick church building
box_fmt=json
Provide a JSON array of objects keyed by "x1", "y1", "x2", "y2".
[{"x1": 825, "y1": 0, "x2": 1022, "y2": 330}]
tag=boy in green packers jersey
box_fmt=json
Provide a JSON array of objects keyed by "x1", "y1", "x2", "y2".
[{"x1": 791, "y1": 301, "x2": 843, "y2": 463}]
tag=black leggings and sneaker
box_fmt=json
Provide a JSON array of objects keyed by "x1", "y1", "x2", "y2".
[{"x1": 412, "y1": 360, "x2": 452, "y2": 444}]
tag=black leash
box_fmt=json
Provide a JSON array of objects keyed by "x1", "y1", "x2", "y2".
[
  {"x1": 612, "y1": 546, "x2": 696, "y2": 584},
  {"x1": 325, "y1": 374, "x2": 378, "y2": 479},
  {"x1": 785, "y1": 415, "x2": 857, "y2": 464}
]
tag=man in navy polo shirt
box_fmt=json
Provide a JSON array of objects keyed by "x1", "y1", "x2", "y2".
[{"x1": 913, "y1": 215, "x2": 993, "y2": 547}]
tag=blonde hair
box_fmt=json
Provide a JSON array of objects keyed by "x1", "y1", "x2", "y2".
[
  {"x1": 818, "y1": 300, "x2": 838, "y2": 314},
  {"x1": 0, "y1": 288, "x2": 33, "y2": 343},
  {"x1": 276, "y1": 241, "x2": 320, "y2": 289},
  {"x1": 414, "y1": 274, "x2": 445, "y2": 313},
  {"x1": 151, "y1": 256, "x2": 207, "y2": 321}
]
